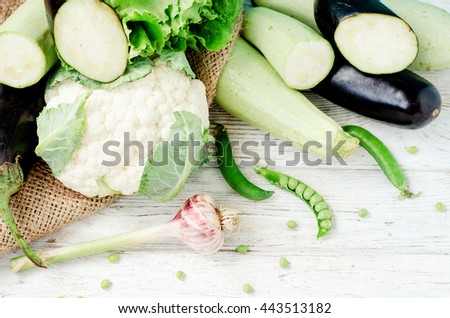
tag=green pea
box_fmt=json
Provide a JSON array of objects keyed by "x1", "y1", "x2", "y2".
[
  {"x1": 176, "y1": 270, "x2": 186, "y2": 281},
  {"x1": 309, "y1": 194, "x2": 323, "y2": 206},
  {"x1": 287, "y1": 178, "x2": 299, "y2": 190},
  {"x1": 435, "y1": 202, "x2": 446, "y2": 212},
  {"x1": 317, "y1": 209, "x2": 332, "y2": 220},
  {"x1": 320, "y1": 220, "x2": 332, "y2": 230},
  {"x1": 314, "y1": 202, "x2": 329, "y2": 212},
  {"x1": 358, "y1": 208, "x2": 369, "y2": 218},
  {"x1": 100, "y1": 279, "x2": 111, "y2": 289},
  {"x1": 235, "y1": 245, "x2": 249, "y2": 254},
  {"x1": 295, "y1": 183, "x2": 306, "y2": 196},
  {"x1": 108, "y1": 253, "x2": 120, "y2": 263},
  {"x1": 405, "y1": 146, "x2": 418, "y2": 154},
  {"x1": 255, "y1": 167, "x2": 333, "y2": 239},
  {"x1": 242, "y1": 283, "x2": 254, "y2": 294},
  {"x1": 287, "y1": 220, "x2": 298, "y2": 229},
  {"x1": 303, "y1": 187, "x2": 315, "y2": 200},
  {"x1": 279, "y1": 257, "x2": 289, "y2": 268},
  {"x1": 279, "y1": 175, "x2": 289, "y2": 188}
]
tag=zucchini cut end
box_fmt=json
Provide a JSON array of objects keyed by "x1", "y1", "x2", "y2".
[
  {"x1": 335, "y1": 13, "x2": 418, "y2": 74},
  {"x1": 284, "y1": 41, "x2": 335, "y2": 90},
  {"x1": 0, "y1": 32, "x2": 46, "y2": 88}
]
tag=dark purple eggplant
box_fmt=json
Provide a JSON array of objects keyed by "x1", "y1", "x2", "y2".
[
  {"x1": 44, "y1": 0, "x2": 66, "y2": 31},
  {"x1": 44, "y1": 0, "x2": 65, "y2": 19},
  {"x1": 312, "y1": 55, "x2": 441, "y2": 129},
  {"x1": 315, "y1": 0, "x2": 418, "y2": 75},
  {"x1": 1, "y1": 80, "x2": 47, "y2": 268}
]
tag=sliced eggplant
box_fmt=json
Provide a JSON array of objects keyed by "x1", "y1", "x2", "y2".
[
  {"x1": 51, "y1": 0, "x2": 129, "y2": 83},
  {"x1": 1, "y1": 80, "x2": 48, "y2": 267},
  {"x1": 312, "y1": 55, "x2": 441, "y2": 129},
  {"x1": 315, "y1": 0, "x2": 418, "y2": 75}
]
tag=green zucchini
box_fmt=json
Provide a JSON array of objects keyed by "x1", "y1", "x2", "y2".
[
  {"x1": 215, "y1": 37, "x2": 359, "y2": 159},
  {"x1": 253, "y1": 0, "x2": 319, "y2": 31},
  {"x1": 243, "y1": 7, "x2": 334, "y2": 90},
  {"x1": 255, "y1": 0, "x2": 450, "y2": 72},
  {"x1": 0, "y1": 0, "x2": 58, "y2": 88},
  {"x1": 381, "y1": 0, "x2": 450, "y2": 71}
]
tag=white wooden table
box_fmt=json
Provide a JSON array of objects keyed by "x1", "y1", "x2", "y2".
[{"x1": 1, "y1": 0, "x2": 449, "y2": 298}]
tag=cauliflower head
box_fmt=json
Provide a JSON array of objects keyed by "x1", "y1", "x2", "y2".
[{"x1": 36, "y1": 58, "x2": 211, "y2": 201}]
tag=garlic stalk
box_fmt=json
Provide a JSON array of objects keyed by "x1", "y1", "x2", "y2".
[{"x1": 10, "y1": 194, "x2": 239, "y2": 272}]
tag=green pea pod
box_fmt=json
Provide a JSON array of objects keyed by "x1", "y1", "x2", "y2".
[
  {"x1": 342, "y1": 125, "x2": 418, "y2": 200},
  {"x1": 215, "y1": 124, "x2": 274, "y2": 201},
  {"x1": 254, "y1": 166, "x2": 333, "y2": 238}
]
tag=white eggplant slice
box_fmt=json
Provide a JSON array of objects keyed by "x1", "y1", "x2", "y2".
[
  {"x1": 334, "y1": 13, "x2": 418, "y2": 74},
  {"x1": 54, "y1": 0, "x2": 129, "y2": 83}
]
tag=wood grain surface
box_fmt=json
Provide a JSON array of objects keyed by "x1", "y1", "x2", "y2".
[{"x1": 0, "y1": 0, "x2": 449, "y2": 298}]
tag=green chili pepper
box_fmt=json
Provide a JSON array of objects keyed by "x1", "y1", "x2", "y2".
[
  {"x1": 342, "y1": 125, "x2": 418, "y2": 200},
  {"x1": 215, "y1": 124, "x2": 274, "y2": 201},
  {"x1": 255, "y1": 166, "x2": 333, "y2": 238}
]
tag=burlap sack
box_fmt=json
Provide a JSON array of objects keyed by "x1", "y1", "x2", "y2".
[{"x1": 0, "y1": 0, "x2": 242, "y2": 255}]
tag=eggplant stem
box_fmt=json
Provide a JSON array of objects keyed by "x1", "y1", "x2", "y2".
[{"x1": 0, "y1": 194, "x2": 47, "y2": 268}]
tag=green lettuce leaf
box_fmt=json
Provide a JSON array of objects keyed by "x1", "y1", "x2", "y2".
[
  {"x1": 47, "y1": 57, "x2": 153, "y2": 91},
  {"x1": 138, "y1": 111, "x2": 214, "y2": 202},
  {"x1": 103, "y1": 0, "x2": 243, "y2": 59},
  {"x1": 35, "y1": 92, "x2": 90, "y2": 176}
]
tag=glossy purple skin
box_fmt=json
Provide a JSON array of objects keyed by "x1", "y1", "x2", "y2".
[
  {"x1": 312, "y1": 56, "x2": 442, "y2": 129},
  {"x1": 0, "y1": 82, "x2": 46, "y2": 171},
  {"x1": 315, "y1": 0, "x2": 400, "y2": 43}
]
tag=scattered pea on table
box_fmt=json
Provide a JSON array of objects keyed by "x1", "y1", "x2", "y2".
[
  {"x1": 405, "y1": 146, "x2": 418, "y2": 154},
  {"x1": 235, "y1": 245, "x2": 249, "y2": 254},
  {"x1": 435, "y1": 202, "x2": 446, "y2": 212},
  {"x1": 242, "y1": 283, "x2": 254, "y2": 294},
  {"x1": 287, "y1": 220, "x2": 298, "y2": 229},
  {"x1": 279, "y1": 257, "x2": 289, "y2": 268},
  {"x1": 358, "y1": 208, "x2": 369, "y2": 218},
  {"x1": 176, "y1": 270, "x2": 186, "y2": 281},
  {"x1": 108, "y1": 253, "x2": 120, "y2": 263},
  {"x1": 101, "y1": 279, "x2": 111, "y2": 289}
]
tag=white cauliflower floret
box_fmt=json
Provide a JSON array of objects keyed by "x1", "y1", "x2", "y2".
[{"x1": 43, "y1": 59, "x2": 209, "y2": 197}]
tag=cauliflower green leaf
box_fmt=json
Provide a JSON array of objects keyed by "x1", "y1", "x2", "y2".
[
  {"x1": 35, "y1": 92, "x2": 90, "y2": 176},
  {"x1": 47, "y1": 57, "x2": 153, "y2": 91},
  {"x1": 159, "y1": 50, "x2": 195, "y2": 78},
  {"x1": 138, "y1": 111, "x2": 214, "y2": 202}
]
